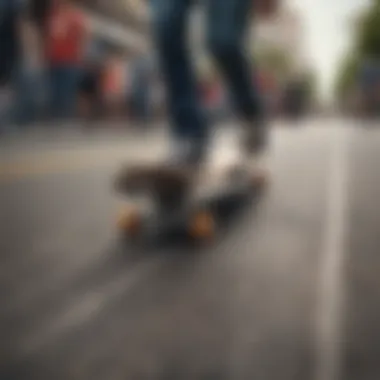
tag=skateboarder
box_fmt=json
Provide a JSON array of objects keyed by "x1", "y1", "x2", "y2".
[{"x1": 150, "y1": 0, "x2": 279, "y2": 170}]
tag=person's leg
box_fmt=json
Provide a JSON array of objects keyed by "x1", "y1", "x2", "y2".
[
  {"x1": 136, "y1": 89, "x2": 149, "y2": 126},
  {"x1": 0, "y1": 85, "x2": 13, "y2": 131},
  {"x1": 28, "y1": 70, "x2": 43, "y2": 124},
  {"x1": 150, "y1": 0, "x2": 208, "y2": 164},
  {"x1": 49, "y1": 64, "x2": 78, "y2": 121},
  {"x1": 13, "y1": 66, "x2": 37, "y2": 126},
  {"x1": 206, "y1": 0, "x2": 266, "y2": 155},
  {"x1": 10, "y1": 67, "x2": 25, "y2": 125},
  {"x1": 48, "y1": 65, "x2": 62, "y2": 121},
  {"x1": 60, "y1": 65, "x2": 81, "y2": 120},
  {"x1": 141, "y1": 90, "x2": 150, "y2": 125}
]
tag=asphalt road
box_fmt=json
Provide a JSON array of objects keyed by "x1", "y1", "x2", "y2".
[{"x1": 0, "y1": 118, "x2": 379, "y2": 380}]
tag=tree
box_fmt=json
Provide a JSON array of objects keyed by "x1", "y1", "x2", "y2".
[
  {"x1": 335, "y1": 0, "x2": 380, "y2": 100},
  {"x1": 334, "y1": 53, "x2": 360, "y2": 100},
  {"x1": 355, "y1": 1, "x2": 380, "y2": 59}
]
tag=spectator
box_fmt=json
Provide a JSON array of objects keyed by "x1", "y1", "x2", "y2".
[
  {"x1": 78, "y1": 59, "x2": 103, "y2": 123},
  {"x1": 17, "y1": 0, "x2": 53, "y2": 124},
  {"x1": 102, "y1": 51, "x2": 125, "y2": 121},
  {"x1": 45, "y1": 0, "x2": 88, "y2": 121},
  {"x1": 129, "y1": 53, "x2": 152, "y2": 127},
  {"x1": 0, "y1": 0, "x2": 26, "y2": 129},
  {"x1": 15, "y1": 16, "x2": 44, "y2": 125}
]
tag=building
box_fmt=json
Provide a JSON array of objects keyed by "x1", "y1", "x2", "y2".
[
  {"x1": 75, "y1": 0, "x2": 149, "y2": 55},
  {"x1": 253, "y1": 4, "x2": 308, "y2": 74}
]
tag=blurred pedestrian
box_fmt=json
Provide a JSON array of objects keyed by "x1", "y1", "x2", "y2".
[
  {"x1": 0, "y1": 0, "x2": 26, "y2": 130},
  {"x1": 45, "y1": 0, "x2": 88, "y2": 122},
  {"x1": 102, "y1": 51, "x2": 125, "y2": 121},
  {"x1": 13, "y1": 17, "x2": 44, "y2": 125},
  {"x1": 130, "y1": 53, "x2": 152, "y2": 127},
  {"x1": 78, "y1": 60, "x2": 103, "y2": 123}
]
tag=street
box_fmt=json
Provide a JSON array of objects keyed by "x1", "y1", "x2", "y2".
[{"x1": 0, "y1": 118, "x2": 379, "y2": 380}]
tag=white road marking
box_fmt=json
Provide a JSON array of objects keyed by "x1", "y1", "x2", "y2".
[
  {"x1": 21, "y1": 258, "x2": 162, "y2": 354},
  {"x1": 315, "y1": 125, "x2": 351, "y2": 380}
]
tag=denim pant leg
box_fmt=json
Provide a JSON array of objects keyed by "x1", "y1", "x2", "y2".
[
  {"x1": 49, "y1": 65, "x2": 80, "y2": 121},
  {"x1": 13, "y1": 68, "x2": 40, "y2": 125},
  {"x1": 0, "y1": 87, "x2": 12, "y2": 129},
  {"x1": 206, "y1": 0, "x2": 264, "y2": 123},
  {"x1": 59, "y1": 65, "x2": 80, "y2": 120},
  {"x1": 48, "y1": 66, "x2": 62, "y2": 120},
  {"x1": 150, "y1": 0, "x2": 208, "y2": 145},
  {"x1": 12, "y1": 69, "x2": 26, "y2": 124}
]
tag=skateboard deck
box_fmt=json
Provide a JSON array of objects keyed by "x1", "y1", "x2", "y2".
[{"x1": 114, "y1": 158, "x2": 267, "y2": 244}]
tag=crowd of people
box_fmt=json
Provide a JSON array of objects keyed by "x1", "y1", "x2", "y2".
[
  {"x1": 0, "y1": 0, "x2": 311, "y2": 133},
  {"x1": 0, "y1": 0, "x2": 158, "y2": 131}
]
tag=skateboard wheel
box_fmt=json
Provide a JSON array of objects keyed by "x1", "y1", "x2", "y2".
[
  {"x1": 188, "y1": 210, "x2": 215, "y2": 240},
  {"x1": 117, "y1": 207, "x2": 142, "y2": 237}
]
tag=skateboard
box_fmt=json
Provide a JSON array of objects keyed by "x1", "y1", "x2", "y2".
[{"x1": 114, "y1": 159, "x2": 268, "y2": 244}]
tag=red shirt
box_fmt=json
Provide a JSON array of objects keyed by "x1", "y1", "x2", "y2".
[{"x1": 46, "y1": 6, "x2": 86, "y2": 64}]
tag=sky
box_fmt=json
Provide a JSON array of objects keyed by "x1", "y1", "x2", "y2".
[{"x1": 289, "y1": 0, "x2": 370, "y2": 100}]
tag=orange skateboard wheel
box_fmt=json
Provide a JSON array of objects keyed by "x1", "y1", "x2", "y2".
[
  {"x1": 188, "y1": 210, "x2": 216, "y2": 241},
  {"x1": 117, "y1": 207, "x2": 142, "y2": 237}
]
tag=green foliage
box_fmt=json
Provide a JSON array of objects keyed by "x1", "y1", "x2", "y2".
[
  {"x1": 335, "y1": 0, "x2": 380, "y2": 99},
  {"x1": 355, "y1": 1, "x2": 380, "y2": 58},
  {"x1": 335, "y1": 54, "x2": 360, "y2": 99}
]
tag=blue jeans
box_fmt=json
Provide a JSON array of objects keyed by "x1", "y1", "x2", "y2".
[
  {"x1": 150, "y1": 0, "x2": 263, "y2": 149},
  {"x1": 132, "y1": 90, "x2": 150, "y2": 123},
  {"x1": 13, "y1": 67, "x2": 45, "y2": 125},
  {"x1": 0, "y1": 65, "x2": 44, "y2": 128},
  {"x1": 48, "y1": 64, "x2": 81, "y2": 120}
]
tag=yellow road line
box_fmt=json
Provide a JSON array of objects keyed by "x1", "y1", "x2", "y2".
[
  {"x1": 0, "y1": 145, "x2": 164, "y2": 182},
  {"x1": 0, "y1": 149, "x2": 132, "y2": 182},
  {"x1": 0, "y1": 158, "x2": 104, "y2": 182}
]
